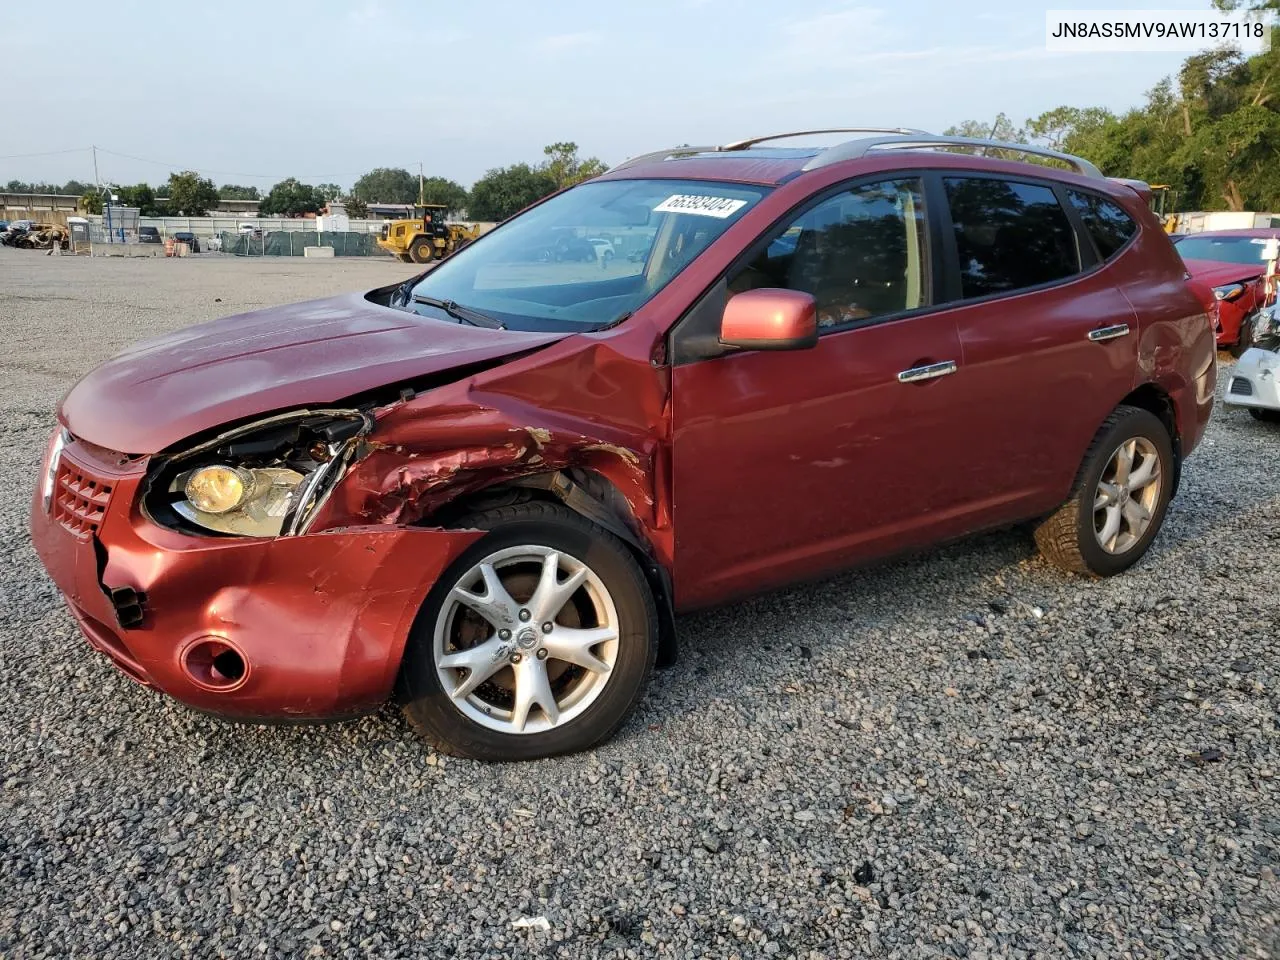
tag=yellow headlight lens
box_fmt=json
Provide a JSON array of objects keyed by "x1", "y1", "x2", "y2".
[{"x1": 184, "y1": 465, "x2": 253, "y2": 514}]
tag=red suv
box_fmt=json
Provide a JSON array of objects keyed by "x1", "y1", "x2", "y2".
[{"x1": 31, "y1": 129, "x2": 1216, "y2": 760}]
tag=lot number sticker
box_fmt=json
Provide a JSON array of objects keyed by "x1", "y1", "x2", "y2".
[{"x1": 654, "y1": 195, "x2": 748, "y2": 219}]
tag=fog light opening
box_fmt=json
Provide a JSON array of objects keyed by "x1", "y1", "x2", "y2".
[{"x1": 182, "y1": 638, "x2": 249, "y2": 692}]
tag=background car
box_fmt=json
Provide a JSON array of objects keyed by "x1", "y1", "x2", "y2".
[
  {"x1": 138, "y1": 226, "x2": 162, "y2": 244},
  {"x1": 171, "y1": 231, "x2": 201, "y2": 253},
  {"x1": 1173, "y1": 229, "x2": 1280, "y2": 354},
  {"x1": 587, "y1": 238, "x2": 615, "y2": 264}
]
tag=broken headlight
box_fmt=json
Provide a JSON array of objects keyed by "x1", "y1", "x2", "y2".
[{"x1": 145, "y1": 410, "x2": 371, "y2": 537}]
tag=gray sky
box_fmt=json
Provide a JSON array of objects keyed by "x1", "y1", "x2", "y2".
[{"x1": 4, "y1": 0, "x2": 1195, "y2": 191}]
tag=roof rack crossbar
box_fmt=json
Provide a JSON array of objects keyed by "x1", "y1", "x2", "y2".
[
  {"x1": 803, "y1": 134, "x2": 1104, "y2": 178},
  {"x1": 721, "y1": 127, "x2": 930, "y2": 151},
  {"x1": 610, "y1": 145, "x2": 723, "y2": 174}
]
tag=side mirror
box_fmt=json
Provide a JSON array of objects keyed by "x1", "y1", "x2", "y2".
[{"x1": 719, "y1": 288, "x2": 818, "y2": 351}]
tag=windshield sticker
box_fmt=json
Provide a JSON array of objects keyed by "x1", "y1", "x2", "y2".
[{"x1": 654, "y1": 195, "x2": 749, "y2": 219}]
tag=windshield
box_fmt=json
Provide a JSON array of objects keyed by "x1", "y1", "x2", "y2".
[
  {"x1": 407, "y1": 178, "x2": 768, "y2": 332},
  {"x1": 1175, "y1": 235, "x2": 1274, "y2": 266}
]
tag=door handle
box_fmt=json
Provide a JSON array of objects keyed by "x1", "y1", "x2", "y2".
[
  {"x1": 897, "y1": 360, "x2": 957, "y2": 383},
  {"x1": 1087, "y1": 323, "x2": 1130, "y2": 342}
]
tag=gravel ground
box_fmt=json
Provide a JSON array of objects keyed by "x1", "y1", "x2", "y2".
[{"x1": 1, "y1": 247, "x2": 1278, "y2": 959}]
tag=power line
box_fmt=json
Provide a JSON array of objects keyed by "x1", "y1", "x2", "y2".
[{"x1": 0, "y1": 147, "x2": 90, "y2": 161}]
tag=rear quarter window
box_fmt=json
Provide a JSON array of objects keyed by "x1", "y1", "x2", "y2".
[
  {"x1": 1067, "y1": 191, "x2": 1138, "y2": 260},
  {"x1": 943, "y1": 177, "x2": 1080, "y2": 299}
]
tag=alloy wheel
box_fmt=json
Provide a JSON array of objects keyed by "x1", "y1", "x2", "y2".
[
  {"x1": 433, "y1": 545, "x2": 619, "y2": 734},
  {"x1": 1093, "y1": 437, "x2": 1162, "y2": 555}
]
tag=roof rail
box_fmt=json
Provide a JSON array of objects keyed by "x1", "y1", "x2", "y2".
[
  {"x1": 610, "y1": 145, "x2": 723, "y2": 174},
  {"x1": 721, "y1": 127, "x2": 929, "y2": 151},
  {"x1": 802, "y1": 134, "x2": 1104, "y2": 178}
]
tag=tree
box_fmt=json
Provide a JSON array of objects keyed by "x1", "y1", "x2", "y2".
[
  {"x1": 61, "y1": 180, "x2": 90, "y2": 197},
  {"x1": 468, "y1": 163, "x2": 558, "y2": 221},
  {"x1": 315, "y1": 183, "x2": 344, "y2": 203},
  {"x1": 165, "y1": 170, "x2": 218, "y2": 216},
  {"x1": 352, "y1": 167, "x2": 418, "y2": 204},
  {"x1": 944, "y1": 113, "x2": 1027, "y2": 143},
  {"x1": 116, "y1": 183, "x2": 161, "y2": 215},
  {"x1": 344, "y1": 195, "x2": 369, "y2": 218},
  {"x1": 219, "y1": 184, "x2": 260, "y2": 200},
  {"x1": 540, "y1": 141, "x2": 609, "y2": 189},
  {"x1": 259, "y1": 178, "x2": 322, "y2": 217},
  {"x1": 80, "y1": 191, "x2": 104, "y2": 215},
  {"x1": 418, "y1": 176, "x2": 469, "y2": 215}
]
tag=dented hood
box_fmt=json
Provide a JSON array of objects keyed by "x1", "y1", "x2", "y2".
[{"x1": 59, "y1": 292, "x2": 566, "y2": 454}]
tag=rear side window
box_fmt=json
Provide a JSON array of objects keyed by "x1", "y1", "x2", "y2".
[
  {"x1": 943, "y1": 177, "x2": 1080, "y2": 299},
  {"x1": 1067, "y1": 190, "x2": 1138, "y2": 260}
]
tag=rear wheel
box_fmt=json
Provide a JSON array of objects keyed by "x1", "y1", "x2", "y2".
[
  {"x1": 1035, "y1": 405, "x2": 1174, "y2": 577},
  {"x1": 400, "y1": 501, "x2": 657, "y2": 761},
  {"x1": 408, "y1": 237, "x2": 433, "y2": 264},
  {"x1": 1249, "y1": 407, "x2": 1280, "y2": 423}
]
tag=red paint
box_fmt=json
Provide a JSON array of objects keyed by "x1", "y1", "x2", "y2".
[
  {"x1": 1181, "y1": 257, "x2": 1265, "y2": 348},
  {"x1": 31, "y1": 144, "x2": 1214, "y2": 721}
]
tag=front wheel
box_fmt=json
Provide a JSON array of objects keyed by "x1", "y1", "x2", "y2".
[
  {"x1": 1249, "y1": 407, "x2": 1280, "y2": 423},
  {"x1": 1034, "y1": 405, "x2": 1175, "y2": 577},
  {"x1": 400, "y1": 501, "x2": 657, "y2": 761},
  {"x1": 408, "y1": 237, "x2": 433, "y2": 264}
]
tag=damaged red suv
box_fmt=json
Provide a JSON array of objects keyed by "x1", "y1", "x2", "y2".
[{"x1": 32, "y1": 130, "x2": 1216, "y2": 760}]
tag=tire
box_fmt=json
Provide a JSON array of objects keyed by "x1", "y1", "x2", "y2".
[
  {"x1": 1249, "y1": 407, "x2": 1280, "y2": 423},
  {"x1": 400, "y1": 501, "x2": 658, "y2": 761},
  {"x1": 1231, "y1": 310, "x2": 1256, "y2": 358},
  {"x1": 408, "y1": 237, "x2": 433, "y2": 264},
  {"x1": 1034, "y1": 405, "x2": 1175, "y2": 577}
]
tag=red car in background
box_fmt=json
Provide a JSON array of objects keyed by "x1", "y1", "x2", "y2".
[{"x1": 1174, "y1": 229, "x2": 1280, "y2": 354}]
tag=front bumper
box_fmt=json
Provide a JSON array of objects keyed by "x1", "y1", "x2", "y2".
[
  {"x1": 30, "y1": 437, "x2": 482, "y2": 720},
  {"x1": 1223, "y1": 347, "x2": 1280, "y2": 412}
]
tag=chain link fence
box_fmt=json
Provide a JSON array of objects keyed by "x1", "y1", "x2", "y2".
[{"x1": 219, "y1": 231, "x2": 387, "y2": 257}]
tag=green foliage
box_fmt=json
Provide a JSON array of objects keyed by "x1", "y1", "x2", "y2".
[
  {"x1": 353, "y1": 167, "x2": 418, "y2": 204},
  {"x1": 953, "y1": 36, "x2": 1280, "y2": 212},
  {"x1": 219, "y1": 184, "x2": 260, "y2": 200},
  {"x1": 116, "y1": 183, "x2": 163, "y2": 215},
  {"x1": 315, "y1": 183, "x2": 344, "y2": 204},
  {"x1": 418, "y1": 176, "x2": 470, "y2": 216},
  {"x1": 344, "y1": 195, "x2": 369, "y2": 218},
  {"x1": 541, "y1": 141, "x2": 610, "y2": 189},
  {"x1": 468, "y1": 163, "x2": 559, "y2": 221},
  {"x1": 259, "y1": 178, "x2": 321, "y2": 217},
  {"x1": 80, "y1": 191, "x2": 104, "y2": 215},
  {"x1": 165, "y1": 171, "x2": 218, "y2": 216}
]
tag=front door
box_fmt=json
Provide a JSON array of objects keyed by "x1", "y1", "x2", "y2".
[{"x1": 669, "y1": 176, "x2": 975, "y2": 610}]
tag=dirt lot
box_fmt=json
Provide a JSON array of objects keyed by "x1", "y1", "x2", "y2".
[{"x1": 1, "y1": 248, "x2": 1278, "y2": 958}]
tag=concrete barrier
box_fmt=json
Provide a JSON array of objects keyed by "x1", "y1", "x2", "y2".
[{"x1": 303, "y1": 246, "x2": 335, "y2": 258}]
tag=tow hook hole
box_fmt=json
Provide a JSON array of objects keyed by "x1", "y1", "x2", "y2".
[
  {"x1": 182, "y1": 638, "x2": 249, "y2": 692},
  {"x1": 212, "y1": 649, "x2": 245, "y2": 682}
]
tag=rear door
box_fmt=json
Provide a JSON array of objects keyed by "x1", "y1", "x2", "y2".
[{"x1": 932, "y1": 175, "x2": 1139, "y2": 519}]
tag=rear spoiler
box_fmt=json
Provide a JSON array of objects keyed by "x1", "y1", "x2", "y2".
[{"x1": 1108, "y1": 178, "x2": 1153, "y2": 206}]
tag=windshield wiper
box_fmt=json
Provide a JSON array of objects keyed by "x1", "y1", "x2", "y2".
[{"x1": 412, "y1": 295, "x2": 506, "y2": 330}]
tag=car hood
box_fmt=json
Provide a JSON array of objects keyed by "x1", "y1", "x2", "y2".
[
  {"x1": 1180, "y1": 257, "x2": 1265, "y2": 285},
  {"x1": 59, "y1": 293, "x2": 567, "y2": 454}
]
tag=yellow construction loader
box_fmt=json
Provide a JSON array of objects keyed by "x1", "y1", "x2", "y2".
[{"x1": 376, "y1": 204, "x2": 481, "y2": 264}]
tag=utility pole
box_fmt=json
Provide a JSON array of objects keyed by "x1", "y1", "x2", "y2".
[
  {"x1": 92, "y1": 145, "x2": 100, "y2": 190},
  {"x1": 418, "y1": 161, "x2": 425, "y2": 207}
]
